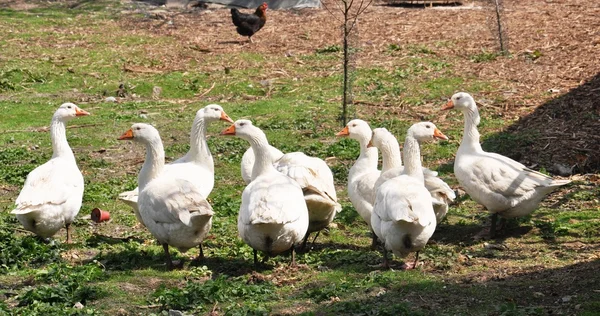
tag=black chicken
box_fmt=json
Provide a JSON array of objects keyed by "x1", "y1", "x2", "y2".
[{"x1": 230, "y1": 2, "x2": 268, "y2": 43}]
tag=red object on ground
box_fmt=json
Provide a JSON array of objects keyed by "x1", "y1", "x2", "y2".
[{"x1": 91, "y1": 208, "x2": 110, "y2": 223}]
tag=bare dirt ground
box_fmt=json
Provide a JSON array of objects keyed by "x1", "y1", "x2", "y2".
[
  {"x1": 115, "y1": 0, "x2": 600, "y2": 172},
  {"x1": 114, "y1": 0, "x2": 600, "y2": 96}
]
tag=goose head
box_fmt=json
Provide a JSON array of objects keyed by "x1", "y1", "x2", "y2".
[
  {"x1": 407, "y1": 122, "x2": 448, "y2": 143},
  {"x1": 442, "y1": 92, "x2": 480, "y2": 126},
  {"x1": 442, "y1": 92, "x2": 476, "y2": 112},
  {"x1": 220, "y1": 119, "x2": 265, "y2": 141},
  {"x1": 118, "y1": 123, "x2": 161, "y2": 144},
  {"x1": 336, "y1": 119, "x2": 373, "y2": 145},
  {"x1": 53, "y1": 103, "x2": 90, "y2": 121},
  {"x1": 367, "y1": 127, "x2": 396, "y2": 150},
  {"x1": 196, "y1": 104, "x2": 234, "y2": 123}
]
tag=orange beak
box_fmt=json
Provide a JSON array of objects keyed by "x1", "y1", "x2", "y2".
[
  {"x1": 75, "y1": 108, "x2": 90, "y2": 116},
  {"x1": 118, "y1": 129, "x2": 134, "y2": 140},
  {"x1": 221, "y1": 124, "x2": 236, "y2": 135},
  {"x1": 433, "y1": 128, "x2": 448, "y2": 140},
  {"x1": 336, "y1": 126, "x2": 349, "y2": 137},
  {"x1": 441, "y1": 100, "x2": 454, "y2": 111},
  {"x1": 220, "y1": 111, "x2": 234, "y2": 123}
]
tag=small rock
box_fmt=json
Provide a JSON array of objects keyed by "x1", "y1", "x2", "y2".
[
  {"x1": 203, "y1": 2, "x2": 227, "y2": 9},
  {"x1": 73, "y1": 302, "x2": 84, "y2": 309},
  {"x1": 552, "y1": 163, "x2": 574, "y2": 176},
  {"x1": 561, "y1": 295, "x2": 571, "y2": 303},
  {"x1": 548, "y1": 88, "x2": 560, "y2": 93},
  {"x1": 169, "y1": 310, "x2": 184, "y2": 316},
  {"x1": 328, "y1": 296, "x2": 341, "y2": 303},
  {"x1": 484, "y1": 242, "x2": 508, "y2": 250},
  {"x1": 139, "y1": 114, "x2": 148, "y2": 119},
  {"x1": 116, "y1": 308, "x2": 129, "y2": 316},
  {"x1": 105, "y1": 96, "x2": 117, "y2": 103},
  {"x1": 533, "y1": 292, "x2": 544, "y2": 298}
]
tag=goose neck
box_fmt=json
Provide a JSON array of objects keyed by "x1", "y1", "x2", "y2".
[
  {"x1": 50, "y1": 118, "x2": 75, "y2": 160},
  {"x1": 359, "y1": 138, "x2": 379, "y2": 165},
  {"x1": 248, "y1": 134, "x2": 276, "y2": 179},
  {"x1": 138, "y1": 138, "x2": 165, "y2": 190},
  {"x1": 402, "y1": 135, "x2": 424, "y2": 183},
  {"x1": 187, "y1": 117, "x2": 214, "y2": 171},
  {"x1": 380, "y1": 141, "x2": 402, "y2": 172},
  {"x1": 460, "y1": 107, "x2": 483, "y2": 152}
]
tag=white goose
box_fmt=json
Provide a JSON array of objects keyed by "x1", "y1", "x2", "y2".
[
  {"x1": 242, "y1": 147, "x2": 340, "y2": 248},
  {"x1": 221, "y1": 120, "x2": 309, "y2": 266},
  {"x1": 369, "y1": 128, "x2": 456, "y2": 223},
  {"x1": 118, "y1": 123, "x2": 214, "y2": 269},
  {"x1": 442, "y1": 92, "x2": 571, "y2": 236},
  {"x1": 240, "y1": 145, "x2": 284, "y2": 184},
  {"x1": 12, "y1": 103, "x2": 90, "y2": 243},
  {"x1": 118, "y1": 104, "x2": 233, "y2": 226},
  {"x1": 371, "y1": 122, "x2": 448, "y2": 269},
  {"x1": 336, "y1": 119, "x2": 381, "y2": 247}
]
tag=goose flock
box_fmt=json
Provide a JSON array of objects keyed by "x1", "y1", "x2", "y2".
[{"x1": 10, "y1": 92, "x2": 571, "y2": 270}]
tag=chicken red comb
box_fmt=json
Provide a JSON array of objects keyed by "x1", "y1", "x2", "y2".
[{"x1": 262, "y1": 2, "x2": 268, "y2": 8}]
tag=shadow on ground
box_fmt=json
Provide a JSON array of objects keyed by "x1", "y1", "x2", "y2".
[
  {"x1": 482, "y1": 72, "x2": 600, "y2": 175},
  {"x1": 303, "y1": 258, "x2": 600, "y2": 315}
]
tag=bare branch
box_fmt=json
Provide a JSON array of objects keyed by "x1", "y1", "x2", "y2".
[
  {"x1": 321, "y1": 1, "x2": 343, "y2": 23},
  {"x1": 347, "y1": 0, "x2": 356, "y2": 13},
  {"x1": 344, "y1": 0, "x2": 374, "y2": 34},
  {"x1": 356, "y1": 0, "x2": 374, "y2": 15},
  {"x1": 339, "y1": 0, "x2": 348, "y2": 15}
]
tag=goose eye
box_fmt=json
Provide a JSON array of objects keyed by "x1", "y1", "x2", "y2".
[
  {"x1": 67, "y1": 105, "x2": 72, "y2": 109},
  {"x1": 351, "y1": 124, "x2": 357, "y2": 127},
  {"x1": 239, "y1": 122, "x2": 245, "y2": 127},
  {"x1": 456, "y1": 96, "x2": 462, "y2": 100},
  {"x1": 425, "y1": 125, "x2": 431, "y2": 129},
  {"x1": 136, "y1": 127, "x2": 141, "y2": 130}
]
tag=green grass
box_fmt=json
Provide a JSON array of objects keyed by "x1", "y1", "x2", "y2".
[{"x1": 0, "y1": 2, "x2": 598, "y2": 315}]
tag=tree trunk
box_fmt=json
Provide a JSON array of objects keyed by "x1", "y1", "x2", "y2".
[
  {"x1": 342, "y1": 22, "x2": 350, "y2": 126},
  {"x1": 493, "y1": 0, "x2": 506, "y2": 53}
]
